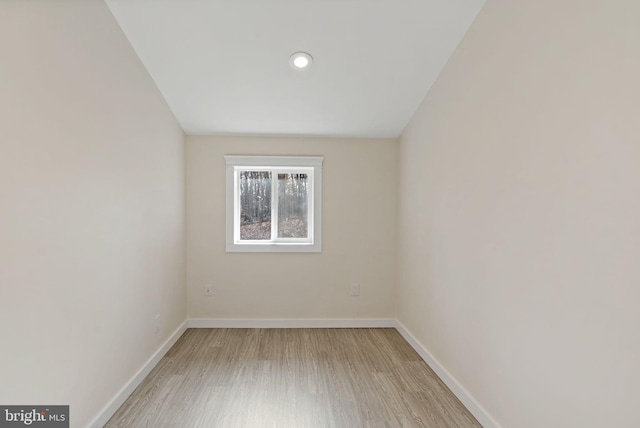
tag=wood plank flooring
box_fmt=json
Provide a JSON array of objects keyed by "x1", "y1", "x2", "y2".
[{"x1": 105, "y1": 328, "x2": 482, "y2": 428}]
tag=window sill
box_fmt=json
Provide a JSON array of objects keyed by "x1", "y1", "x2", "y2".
[{"x1": 226, "y1": 243, "x2": 322, "y2": 253}]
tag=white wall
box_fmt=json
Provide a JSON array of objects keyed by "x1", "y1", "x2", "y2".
[
  {"x1": 0, "y1": 1, "x2": 185, "y2": 426},
  {"x1": 186, "y1": 136, "x2": 396, "y2": 320},
  {"x1": 397, "y1": 1, "x2": 640, "y2": 427}
]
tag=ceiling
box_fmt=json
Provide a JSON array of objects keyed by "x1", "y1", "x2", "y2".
[{"x1": 105, "y1": 0, "x2": 485, "y2": 138}]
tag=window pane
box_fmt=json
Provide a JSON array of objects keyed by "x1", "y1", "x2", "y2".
[
  {"x1": 240, "y1": 171, "x2": 271, "y2": 240},
  {"x1": 278, "y1": 173, "x2": 308, "y2": 238}
]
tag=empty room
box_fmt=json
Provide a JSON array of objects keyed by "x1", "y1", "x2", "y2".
[{"x1": 1, "y1": 0, "x2": 638, "y2": 427}]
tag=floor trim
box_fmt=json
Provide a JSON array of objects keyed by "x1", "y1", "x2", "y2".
[
  {"x1": 187, "y1": 318, "x2": 397, "y2": 329},
  {"x1": 393, "y1": 320, "x2": 501, "y2": 428},
  {"x1": 88, "y1": 321, "x2": 187, "y2": 428}
]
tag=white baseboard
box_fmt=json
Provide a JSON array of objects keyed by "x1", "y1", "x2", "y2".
[
  {"x1": 88, "y1": 321, "x2": 188, "y2": 428},
  {"x1": 187, "y1": 318, "x2": 396, "y2": 329},
  {"x1": 393, "y1": 320, "x2": 501, "y2": 428}
]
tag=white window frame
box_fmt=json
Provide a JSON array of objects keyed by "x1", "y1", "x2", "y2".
[{"x1": 225, "y1": 155, "x2": 323, "y2": 253}]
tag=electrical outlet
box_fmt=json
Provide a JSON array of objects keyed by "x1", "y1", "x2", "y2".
[
  {"x1": 204, "y1": 285, "x2": 213, "y2": 296},
  {"x1": 154, "y1": 314, "x2": 161, "y2": 334},
  {"x1": 349, "y1": 283, "x2": 360, "y2": 296}
]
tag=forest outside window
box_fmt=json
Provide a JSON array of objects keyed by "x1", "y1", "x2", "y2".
[{"x1": 225, "y1": 155, "x2": 323, "y2": 252}]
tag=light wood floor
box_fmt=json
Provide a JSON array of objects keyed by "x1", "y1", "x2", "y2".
[{"x1": 105, "y1": 328, "x2": 482, "y2": 428}]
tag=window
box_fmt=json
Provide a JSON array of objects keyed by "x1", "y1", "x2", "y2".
[{"x1": 225, "y1": 155, "x2": 323, "y2": 252}]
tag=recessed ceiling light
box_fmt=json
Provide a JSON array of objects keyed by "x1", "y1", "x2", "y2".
[{"x1": 289, "y1": 52, "x2": 313, "y2": 70}]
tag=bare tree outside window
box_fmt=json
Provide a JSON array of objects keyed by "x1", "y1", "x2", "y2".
[
  {"x1": 239, "y1": 171, "x2": 309, "y2": 240},
  {"x1": 239, "y1": 171, "x2": 271, "y2": 240},
  {"x1": 278, "y1": 173, "x2": 308, "y2": 238}
]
